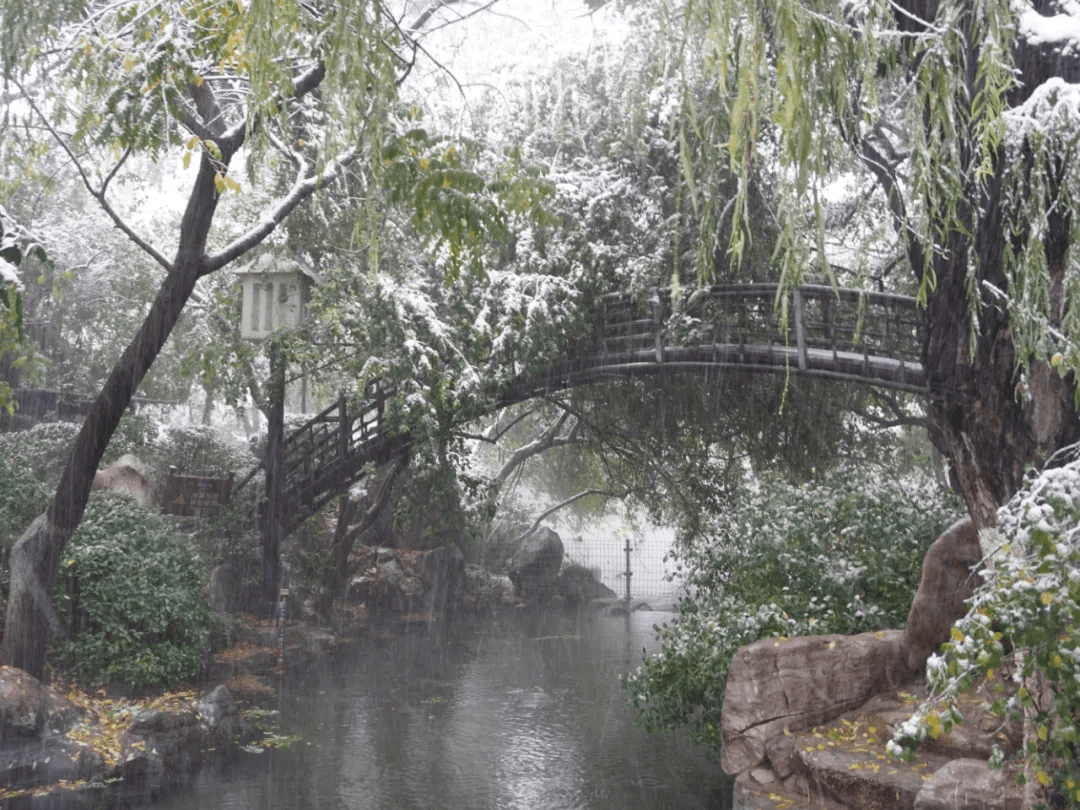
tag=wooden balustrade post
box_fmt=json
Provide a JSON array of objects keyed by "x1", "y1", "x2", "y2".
[
  {"x1": 653, "y1": 291, "x2": 664, "y2": 364},
  {"x1": 338, "y1": 390, "x2": 348, "y2": 461}
]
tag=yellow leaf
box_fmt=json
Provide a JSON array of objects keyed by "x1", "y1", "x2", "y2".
[
  {"x1": 1038, "y1": 725, "x2": 1048, "y2": 742},
  {"x1": 222, "y1": 175, "x2": 242, "y2": 195},
  {"x1": 213, "y1": 174, "x2": 226, "y2": 193},
  {"x1": 927, "y1": 713, "x2": 942, "y2": 740},
  {"x1": 1040, "y1": 591, "x2": 1053, "y2": 606},
  {"x1": 1037, "y1": 770, "x2": 1050, "y2": 786},
  {"x1": 182, "y1": 152, "x2": 192, "y2": 170},
  {"x1": 123, "y1": 53, "x2": 135, "y2": 72},
  {"x1": 950, "y1": 627, "x2": 964, "y2": 643},
  {"x1": 1051, "y1": 352, "x2": 1063, "y2": 367}
]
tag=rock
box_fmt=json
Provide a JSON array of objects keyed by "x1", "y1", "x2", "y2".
[
  {"x1": 194, "y1": 685, "x2": 233, "y2": 728},
  {"x1": 462, "y1": 565, "x2": 518, "y2": 611},
  {"x1": 508, "y1": 528, "x2": 564, "y2": 605},
  {"x1": 0, "y1": 737, "x2": 105, "y2": 789},
  {"x1": 0, "y1": 666, "x2": 84, "y2": 741},
  {"x1": 208, "y1": 563, "x2": 241, "y2": 613},
  {"x1": 115, "y1": 686, "x2": 254, "y2": 795},
  {"x1": 418, "y1": 545, "x2": 466, "y2": 614},
  {"x1": 914, "y1": 758, "x2": 1023, "y2": 810},
  {"x1": 796, "y1": 727, "x2": 953, "y2": 809},
  {"x1": 748, "y1": 766, "x2": 776, "y2": 786},
  {"x1": 860, "y1": 685, "x2": 1022, "y2": 762},
  {"x1": 211, "y1": 621, "x2": 338, "y2": 678},
  {"x1": 329, "y1": 602, "x2": 369, "y2": 639},
  {"x1": 555, "y1": 565, "x2": 616, "y2": 606},
  {"x1": 370, "y1": 556, "x2": 424, "y2": 613},
  {"x1": 902, "y1": 517, "x2": 983, "y2": 676},
  {"x1": 765, "y1": 733, "x2": 800, "y2": 780},
  {"x1": 346, "y1": 575, "x2": 371, "y2": 604},
  {"x1": 90, "y1": 454, "x2": 151, "y2": 506},
  {"x1": 720, "y1": 630, "x2": 908, "y2": 779}
]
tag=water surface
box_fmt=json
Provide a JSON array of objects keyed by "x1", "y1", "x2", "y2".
[{"x1": 159, "y1": 609, "x2": 731, "y2": 809}]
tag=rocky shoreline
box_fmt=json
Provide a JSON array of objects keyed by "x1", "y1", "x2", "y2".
[
  {"x1": 722, "y1": 517, "x2": 1022, "y2": 810},
  {"x1": 0, "y1": 531, "x2": 626, "y2": 809}
]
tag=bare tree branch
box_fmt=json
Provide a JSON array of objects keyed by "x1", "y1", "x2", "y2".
[
  {"x1": 12, "y1": 77, "x2": 175, "y2": 273},
  {"x1": 492, "y1": 408, "x2": 581, "y2": 490},
  {"x1": 512, "y1": 489, "x2": 620, "y2": 546},
  {"x1": 342, "y1": 454, "x2": 408, "y2": 549}
]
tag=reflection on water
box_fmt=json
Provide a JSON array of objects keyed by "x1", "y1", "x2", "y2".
[{"x1": 158, "y1": 610, "x2": 731, "y2": 810}]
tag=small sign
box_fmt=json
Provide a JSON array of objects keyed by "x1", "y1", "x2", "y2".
[{"x1": 161, "y1": 471, "x2": 233, "y2": 519}]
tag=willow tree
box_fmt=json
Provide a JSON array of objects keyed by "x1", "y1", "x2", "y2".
[
  {"x1": 0, "y1": 0, "x2": 515, "y2": 679},
  {"x1": 660, "y1": 0, "x2": 1080, "y2": 536}
]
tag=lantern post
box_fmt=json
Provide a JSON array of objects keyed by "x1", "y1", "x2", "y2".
[{"x1": 235, "y1": 252, "x2": 318, "y2": 614}]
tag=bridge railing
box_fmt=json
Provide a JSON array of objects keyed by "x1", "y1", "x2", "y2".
[{"x1": 589, "y1": 284, "x2": 925, "y2": 388}]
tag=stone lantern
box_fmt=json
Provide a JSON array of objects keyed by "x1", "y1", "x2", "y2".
[{"x1": 235, "y1": 253, "x2": 319, "y2": 341}]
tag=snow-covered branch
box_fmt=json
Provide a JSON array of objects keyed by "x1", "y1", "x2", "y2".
[
  {"x1": 204, "y1": 148, "x2": 357, "y2": 274},
  {"x1": 12, "y1": 77, "x2": 174, "y2": 273}
]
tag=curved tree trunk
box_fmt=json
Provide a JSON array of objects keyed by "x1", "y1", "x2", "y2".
[
  {"x1": 924, "y1": 153, "x2": 1079, "y2": 540},
  {"x1": 0, "y1": 257, "x2": 204, "y2": 677}
]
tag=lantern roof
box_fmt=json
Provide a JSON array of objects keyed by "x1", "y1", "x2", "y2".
[{"x1": 234, "y1": 251, "x2": 321, "y2": 284}]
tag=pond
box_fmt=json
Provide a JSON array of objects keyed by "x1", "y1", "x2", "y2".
[{"x1": 157, "y1": 608, "x2": 732, "y2": 810}]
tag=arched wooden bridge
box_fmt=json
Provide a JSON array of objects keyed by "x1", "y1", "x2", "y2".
[{"x1": 241, "y1": 284, "x2": 926, "y2": 534}]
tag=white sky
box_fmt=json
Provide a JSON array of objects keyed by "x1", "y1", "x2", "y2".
[{"x1": 404, "y1": 0, "x2": 625, "y2": 126}]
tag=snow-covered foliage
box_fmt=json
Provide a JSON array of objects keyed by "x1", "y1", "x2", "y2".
[
  {"x1": 624, "y1": 467, "x2": 959, "y2": 754},
  {"x1": 890, "y1": 444, "x2": 1080, "y2": 805}
]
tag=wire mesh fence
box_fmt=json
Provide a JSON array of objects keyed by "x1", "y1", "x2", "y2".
[{"x1": 560, "y1": 525, "x2": 686, "y2": 610}]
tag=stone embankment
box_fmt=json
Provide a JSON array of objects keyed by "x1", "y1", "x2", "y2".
[
  {"x1": 0, "y1": 667, "x2": 256, "y2": 809},
  {"x1": 724, "y1": 517, "x2": 1023, "y2": 810}
]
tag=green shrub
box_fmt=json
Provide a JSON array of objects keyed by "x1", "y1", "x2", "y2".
[
  {"x1": 623, "y1": 468, "x2": 960, "y2": 755},
  {"x1": 0, "y1": 454, "x2": 50, "y2": 549},
  {"x1": 55, "y1": 491, "x2": 211, "y2": 689},
  {"x1": 148, "y1": 422, "x2": 251, "y2": 477},
  {"x1": 0, "y1": 421, "x2": 81, "y2": 486},
  {"x1": 0, "y1": 413, "x2": 152, "y2": 488}
]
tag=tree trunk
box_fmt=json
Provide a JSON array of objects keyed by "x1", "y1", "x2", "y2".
[
  {"x1": 0, "y1": 257, "x2": 204, "y2": 677},
  {"x1": 924, "y1": 154, "x2": 1080, "y2": 541},
  {"x1": 319, "y1": 457, "x2": 406, "y2": 614}
]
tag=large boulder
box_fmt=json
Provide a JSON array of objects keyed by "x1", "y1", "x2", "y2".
[
  {"x1": 914, "y1": 758, "x2": 1023, "y2": 810},
  {"x1": 462, "y1": 564, "x2": 518, "y2": 611},
  {"x1": 370, "y1": 555, "x2": 424, "y2": 612},
  {"x1": 720, "y1": 630, "x2": 908, "y2": 779},
  {"x1": 0, "y1": 666, "x2": 84, "y2": 742},
  {"x1": 115, "y1": 685, "x2": 255, "y2": 795},
  {"x1": 91, "y1": 454, "x2": 151, "y2": 506},
  {"x1": 555, "y1": 564, "x2": 616, "y2": 606},
  {"x1": 508, "y1": 528, "x2": 564, "y2": 605},
  {"x1": 418, "y1": 545, "x2": 466, "y2": 614},
  {"x1": 902, "y1": 516, "x2": 983, "y2": 676}
]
